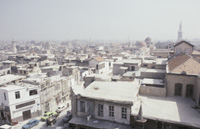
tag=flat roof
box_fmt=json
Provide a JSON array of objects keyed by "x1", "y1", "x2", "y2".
[
  {"x1": 73, "y1": 81, "x2": 139, "y2": 104},
  {"x1": 156, "y1": 58, "x2": 167, "y2": 65},
  {"x1": 86, "y1": 73, "x2": 111, "y2": 81},
  {"x1": 123, "y1": 71, "x2": 135, "y2": 77},
  {"x1": 141, "y1": 78, "x2": 165, "y2": 86},
  {"x1": 40, "y1": 65, "x2": 60, "y2": 70},
  {"x1": 145, "y1": 69, "x2": 166, "y2": 73},
  {"x1": 113, "y1": 62, "x2": 124, "y2": 65},
  {"x1": 112, "y1": 75, "x2": 122, "y2": 80},
  {"x1": 121, "y1": 59, "x2": 141, "y2": 64},
  {"x1": 0, "y1": 85, "x2": 25, "y2": 91},
  {"x1": 18, "y1": 68, "x2": 32, "y2": 71},
  {"x1": 132, "y1": 96, "x2": 200, "y2": 128},
  {"x1": 0, "y1": 74, "x2": 26, "y2": 86},
  {"x1": 143, "y1": 60, "x2": 155, "y2": 64}
]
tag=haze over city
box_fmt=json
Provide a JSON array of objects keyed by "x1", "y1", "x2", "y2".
[
  {"x1": 0, "y1": 0, "x2": 200, "y2": 41},
  {"x1": 1, "y1": 1, "x2": 200, "y2": 129}
]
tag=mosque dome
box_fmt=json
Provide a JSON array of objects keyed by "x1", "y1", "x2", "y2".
[
  {"x1": 136, "y1": 41, "x2": 147, "y2": 48},
  {"x1": 145, "y1": 37, "x2": 152, "y2": 43}
]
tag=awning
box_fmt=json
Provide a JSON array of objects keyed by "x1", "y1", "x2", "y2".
[{"x1": 69, "y1": 117, "x2": 132, "y2": 129}]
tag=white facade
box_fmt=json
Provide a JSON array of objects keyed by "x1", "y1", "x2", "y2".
[
  {"x1": 0, "y1": 85, "x2": 41, "y2": 122},
  {"x1": 76, "y1": 99, "x2": 131, "y2": 125},
  {"x1": 95, "y1": 61, "x2": 109, "y2": 74}
]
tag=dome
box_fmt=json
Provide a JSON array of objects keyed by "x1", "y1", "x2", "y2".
[
  {"x1": 136, "y1": 41, "x2": 147, "y2": 48},
  {"x1": 145, "y1": 37, "x2": 152, "y2": 43}
]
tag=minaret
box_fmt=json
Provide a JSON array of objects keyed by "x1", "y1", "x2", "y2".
[
  {"x1": 177, "y1": 22, "x2": 183, "y2": 42},
  {"x1": 12, "y1": 37, "x2": 17, "y2": 53}
]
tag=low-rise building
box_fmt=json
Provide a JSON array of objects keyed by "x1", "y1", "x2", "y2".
[
  {"x1": 70, "y1": 81, "x2": 140, "y2": 129},
  {"x1": 166, "y1": 53, "x2": 200, "y2": 100},
  {"x1": 0, "y1": 84, "x2": 41, "y2": 123},
  {"x1": 113, "y1": 59, "x2": 141, "y2": 75},
  {"x1": 22, "y1": 73, "x2": 70, "y2": 114}
]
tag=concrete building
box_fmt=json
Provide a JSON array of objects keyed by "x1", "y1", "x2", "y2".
[
  {"x1": 70, "y1": 81, "x2": 140, "y2": 129},
  {"x1": 0, "y1": 66, "x2": 11, "y2": 76},
  {"x1": 2, "y1": 61, "x2": 16, "y2": 67},
  {"x1": 153, "y1": 49, "x2": 169, "y2": 58},
  {"x1": 0, "y1": 84, "x2": 41, "y2": 124},
  {"x1": 174, "y1": 41, "x2": 194, "y2": 55},
  {"x1": 155, "y1": 41, "x2": 174, "y2": 50},
  {"x1": 22, "y1": 73, "x2": 71, "y2": 114},
  {"x1": 113, "y1": 59, "x2": 141, "y2": 75},
  {"x1": 88, "y1": 57, "x2": 104, "y2": 68},
  {"x1": 166, "y1": 53, "x2": 200, "y2": 101}
]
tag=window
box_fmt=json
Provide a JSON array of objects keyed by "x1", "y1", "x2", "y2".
[
  {"x1": 109, "y1": 105, "x2": 114, "y2": 117},
  {"x1": 4, "y1": 93, "x2": 6, "y2": 100},
  {"x1": 29, "y1": 89, "x2": 38, "y2": 96},
  {"x1": 122, "y1": 107, "x2": 127, "y2": 119},
  {"x1": 15, "y1": 91, "x2": 20, "y2": 99},
  {"x1": 80, "y1": 101, "x2": 85, "y2": 112},
  {"x1": 143, "y1": 64, "x2": 148, "y2": 67},
  {"x1": 185, "y1": 48, "x2": 191, "y2": 54},
  {"x1": 174, "y1": 83, "x2": 182, "y2": 96},
  {"x1": 186, "y1": 84, "x2": 193, "y2": 98},
  {"x1": 176, "y1": 48, "x2": 182, "y2": 54},
  {"x1": 130, "y1": 66, "x2": 135, "y2": 71},
  {"x1": 98, "y1": 104, "x2": 104, "y2": 117}
]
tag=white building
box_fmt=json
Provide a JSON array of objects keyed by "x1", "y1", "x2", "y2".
[
  {"x1": 89, "y1": 57, "x2": 109, "y2": 74},
  {"x1": 0, "y1": 84, "x2": 41, "y2": 123}
]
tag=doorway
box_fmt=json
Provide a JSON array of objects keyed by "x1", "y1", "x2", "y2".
[
  {"x1": 174, "y1": 83, "x2": 182, "y2": 96},
  {"x1": 186, "y1": 84, "x2": 193, "y2": 98},
  {"x1": 22, "y1": 110, "x2": 31, "y2": 120}
]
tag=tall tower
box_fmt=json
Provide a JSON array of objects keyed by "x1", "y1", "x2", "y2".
[
  {"x1": 177, "y1": 22, "x2": 183, "y2": 42},
  {"x1": 12, "y1": 37, "x2": 17, "y2": 53}
]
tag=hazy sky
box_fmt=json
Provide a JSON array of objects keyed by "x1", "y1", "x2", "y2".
[{"x1": 0, "y1": 0, "x2": 200, "y2": 41}]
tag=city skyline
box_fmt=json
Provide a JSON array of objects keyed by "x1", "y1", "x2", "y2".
[{"x1": 0, "y1": 0, "x2": 200, "y2": 41}]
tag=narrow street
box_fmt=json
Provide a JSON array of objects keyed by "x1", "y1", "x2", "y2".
[{"x1": 13, "y1": 107, "x2": 70, "y2": 129}]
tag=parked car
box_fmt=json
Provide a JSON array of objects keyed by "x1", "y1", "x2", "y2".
[
  {"x1": 22, "y1": 119, "x2": 39, "y2": 129},
  {"x1": 46, "y1": 115, "x2": 57, "y2": 126},
  {"x1": 0, "y1": 124, "x2": 12, "y2": 129},
  {"x1": 62, "y1": 112, "x2": 72, "y2": 123},
  {"x1": 41, "y1": 111, "x2": 57, "y2": 121},
  {"x1": 56, "y1": 105, "x2": 66, "y2": 113}
]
